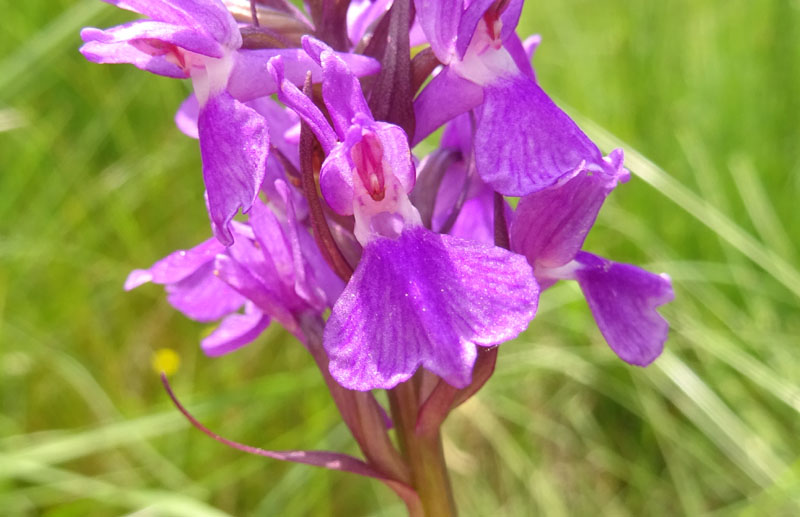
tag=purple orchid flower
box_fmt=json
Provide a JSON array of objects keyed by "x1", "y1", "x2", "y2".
[
  {"x1": 126, "y1": 181, "x2": 343, "y2": 354},
  {"x1": 124, "y1": 222, "x2": 269, "y2": 356},
  {"x1": 174, "y1": 93, "x2": 310, "y2": 220},
  {"x1": 269, "y1": 36, "x2": 538, "y2": 391},
  {"x1": 509, "y1": 154, "x2": 674, "y2": 366},
  {"x1": 412, "y1": 0, "x2": 621, "y2": 197},
  {"x1": 80, "y1": 0, "x2": 380, "y2": 244},
  {"x1": 80, "y1": 0, "x2": 268, "y2": 245}
]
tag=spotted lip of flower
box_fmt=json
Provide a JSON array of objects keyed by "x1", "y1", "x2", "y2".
[
  {"x1": 270, "y1": 36, "x2": 539, "y2": 391},
  {"x1": 509, "y1": 155, "x2": 674, "y2": 366},
  {"x1": 412, "y1": 0, "x2": 623, "y2": 198}
]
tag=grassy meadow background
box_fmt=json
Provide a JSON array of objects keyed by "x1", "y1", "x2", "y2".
[{"x1": 2, "y1": 0, "x2": 799, "y2": 514}]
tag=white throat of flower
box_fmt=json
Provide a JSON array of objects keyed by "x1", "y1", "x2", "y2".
[
  {"x1": 450, "y1": 18, "x2": 518, "y2": 87},
  {"x1": 190, "y1": 51, "x2": 235, "y2": 107},
  {"x1": 350, "y1": 131, "x2": 421, "y2": 245}
]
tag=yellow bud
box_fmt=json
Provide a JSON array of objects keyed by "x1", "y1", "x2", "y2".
[{"x1": 152, "y1": 348, "x2": 180, "y2": 376}]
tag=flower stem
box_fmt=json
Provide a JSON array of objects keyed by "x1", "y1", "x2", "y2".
[{"x1": 389, "y1": 378, "x2": 458, "y2": 517}]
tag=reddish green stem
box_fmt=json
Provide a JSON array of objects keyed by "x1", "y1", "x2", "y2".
[{"x1": 389, "y1": 377, "x2": 458, "y2": 517}]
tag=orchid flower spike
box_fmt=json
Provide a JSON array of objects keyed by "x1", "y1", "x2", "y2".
[{"x1": 269, "y1": 36, "x2": 539, "y2": 390}]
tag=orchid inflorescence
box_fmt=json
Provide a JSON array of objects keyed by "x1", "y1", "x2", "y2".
[{"x1": 81, "y1": 0, "x2": 674, "y2": 513}]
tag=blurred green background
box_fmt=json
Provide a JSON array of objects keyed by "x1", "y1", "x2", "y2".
[{"x1": 1, "y1": 0, "x2": 799, "y2": 515}]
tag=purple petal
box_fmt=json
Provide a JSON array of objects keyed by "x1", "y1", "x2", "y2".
[
  {"x1": 445, "y1": 185, "x2": 494, "y2": 244},
  {"x1": 260, "y1": 153, "x2": 309, "y2": 222},
  {"x1": 338, "y1": 51, "x2": 383, "y2": 77},
  {"x1": 301, "y1": 39, "x2": 382, "y2": 89},
  {"x1": 347, "y1": 0, "x2": 392, "y2": 46},
  {"x1": 228, "y1": 48, "x2": 379, "y2": 103},
  {"x1": 411, "y1": 148, "x2": 460, "y2": 228},
  {"x1": 440, "y1": 111, "x2": 473, "y2": 152},
  {"x1": 319, "y1": 144, "x2": 355, "y2": 215},
  {"x1": 252, "y1": 197, "x2": 293, "y2": 262},
  {"x1": 413, "y1": 0, "x2": 461, "y2": 62},
  {"x1": 523, "y1": 34, "x2": 541, "y2": 61},
  {"x1": 226, "y1": 49, "x2": 282, "y2": 101},
  {"x1": 214, "y1": 253, "x2": 299, "y2": 333},
  {"x1": 247, "y1": 96, "x2": 300, "y2": 139},
  {"x1": 431, "y1": 113, "x2": 493, "y2": 242},
  {"x1": 246, "y1": 98, "x2": 302, "y2": 187},
  {"x1": 80, "y1": 20, "x2": 224, "y2": 58},
  {"x1": 284, "y1": 122, "x2": 301, "y2": 145},
  {"x1": 175, "y1": 94, "x2": 199, "y2": 138},
  {"x1": 324, "y1": 226, "x2": 538, "y2": 390},
  {"x1": 274, "y1": 180, "x2": 343, "y2": 309},
  {"x1": 374, "y1": 122, "x2": 415, "y2": 193},
  {"x1": 412, "y1": 66, "x2": 484, "y2": 145},
  {"x1": 228, "y1": 212, "x2": 291, "y2": 294},
  {"x1": 103, "y1": 0, "x2": 241, "y2": 49},
  {"x1": 198, "y1": 91, "x2": 269, "y2": 245},
  {"x1": 455, "y1": 0, "x2": 494, "y2": 58},
  {"x1": 298, "y1": 225, "x2": 346, "y2": 308},
  {"x1": 474, "y1": 74, "x2": 606, "y2": 196},
  {"x1": 408, "y1": 17, "x2": 428, "y2": 48},
  {"x1": 510, "y1": 168, "x2": 620, "y2": 270},
  {"x1": 268, "y1": 56, "x2": 338, "y2": 153},
  {"x1": 201, "y1": 303, "x2": 271, "y2": 356},
  {"x1": 273, "y1": 182, "x2": 316, "y2": 301},
  {"x1": 228, "y1": 49, "x2": 308, "y2": 102},
  {"x1": 499, "y1": 0, "x2": 523, "y2": 42},
  {"x1": 79, "y1": 38, "x2": 187, "y2": 78},
  {"x1": 166, "y1": 261, "x2": 246, "y2": 322},
  {"x1": 450, "y1": 0, "x2": 521, "y2": 57},
  {"x1": 124, "y1": 235, "x2": 245, "y2": 321},
  {"x1": 124, "y1": 237, "x2": 225, "y2": 289},
  {"x1": 504, "y1": 32, "x2": 535, "y2": 80},
  {"x1": 245, "y1": 194, "x2": 335, "y2": 317},
  {"x1": 325, "y1": 116, "x2": 416, "y2": 230},
  {"x1": 302, "y1": 37, "x2": 372, "y2": 140},
  {"x1": 431, "y1": 160, "x2": 467, "y2": 228},
  {"x1": 574, "y1": 252, "x2": 674, "y2": 366}
]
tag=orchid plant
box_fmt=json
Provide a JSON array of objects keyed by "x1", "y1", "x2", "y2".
[{"x1": 81, "y1": 0, "x2": 674, "y2": 514}]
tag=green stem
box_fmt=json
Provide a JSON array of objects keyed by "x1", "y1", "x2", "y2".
[{"x1": 388, "y1": 378, "x2": 458, "y2": 517}]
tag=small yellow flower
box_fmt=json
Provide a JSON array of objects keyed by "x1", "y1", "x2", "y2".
[{"x1": 152, "y1": 348, "x2": 180, "y2": 376}]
